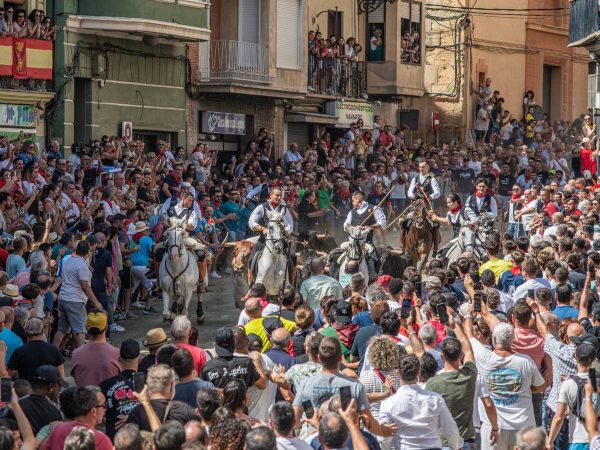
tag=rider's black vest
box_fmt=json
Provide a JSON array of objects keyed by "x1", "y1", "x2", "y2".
[
  {"x1": 416, "y1": 174, "x2": 434, "y2": 197},
  {"x1": 349, "y1": 206, "x2": 377, "y2": 242},
  {"x1": 168, "y1": 203, "x2": 193, "y2": 222},
  {"x1": 448, "y1": 208, "x2": 464, "y2": 238},
  {"x1": 258, "y1": 184, "x2": 270, "y2": 202},
  {"x1": 467, "y1": 194, "x2": 492, "y2": 215}
]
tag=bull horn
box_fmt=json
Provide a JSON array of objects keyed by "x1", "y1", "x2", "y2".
[
  {"x1": 222, "y1": 242, "x2": 236, "y2": 248},
  {"x1": 388, "y1": 249, "x2": 404, "y2": 256},
  {"x1": 315, "y1": 233, "x2": 326, "y2": 239}
]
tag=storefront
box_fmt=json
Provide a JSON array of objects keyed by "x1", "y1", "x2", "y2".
[
  {"x1": 324, "y1": 100, "x2": 375, "y2": 139},
  {"x1": 0, "y1": 103, "x2": 44, "y2": 151}
]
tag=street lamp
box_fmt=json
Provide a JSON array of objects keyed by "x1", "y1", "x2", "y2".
[{"x1": 357, "y1": 0, "x2": 398, "y2": 14}]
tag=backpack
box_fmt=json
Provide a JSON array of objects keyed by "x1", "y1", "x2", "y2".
[{"x1": 569, "y1": 375, "x2": 588, "y2": 422}]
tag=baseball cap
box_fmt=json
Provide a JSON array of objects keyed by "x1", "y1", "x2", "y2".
[
  {"x1": 120, "y1": 339, "x2": 141, "y2": 360},
  {"x1": 247, "y1": 333, "x2": 263, "y2": 352},
  {"x1": 34, "y1": 365, "x2": 67, "y2": 387},
  {"x1": 530, "y1": 234, "x2": 544, "y2": 249},
  {"x1": 86, "y1": 311, "x2": 108, "y2": 334},
  {"x1": 570, "y1": 332, "x2": 600, "y2": 349},
  {"x1": 214, "y1": 327, "x2": 234, "y2": 357},
  {"x1": 576, "y1": 343, "x2": 598, "y2": 362},
  {"x1": 181, "y1": 182, "x2": 192, "y2": 189},
  {"x1": 334, "y1": 300, "x2": 352, "y2": 325},
  {"x1": 593, "y1": 303, "x2": 600, "y2": 319}
]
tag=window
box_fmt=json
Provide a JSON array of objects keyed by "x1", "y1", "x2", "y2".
[
  {"x1": 277, "y1": 0, "x2": 303, "y2": 69},
  {"x1": 239, "y1": 0, "x2": 260, "y2": 44},
  {"x1": 328, "y1": 10, "x2": 343, "y2": 41},
  {"x1": 400, "y1": 1, "x2": 422, "y2": 65},
  {"x1": 367, "y1": 4, "x2": 385, "y2": 62}
]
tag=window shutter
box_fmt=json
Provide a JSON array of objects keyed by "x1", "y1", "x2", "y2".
[
  {"x1": 400, "y1": 2, "x2": 410, "y2": 19},
  {"x1": 368, "y1": 4, "x2": 385, "y2": 23},
  {"x1": 411, "y1": 2, "x2": 422, "y2": 23},
  {"x1": 239, "y1": 0, "x2": 260, "y2": 44},
  {"x1": 287, "y1": 123, "x2": 309, "y2": 151},
  {"x1": 277, "y1": 0, "x2": 302, "y2": 69}
]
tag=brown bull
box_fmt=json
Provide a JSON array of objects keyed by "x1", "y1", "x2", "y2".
[{"x1": 223, "y1": 239, "x2": 256, "y2": 309}]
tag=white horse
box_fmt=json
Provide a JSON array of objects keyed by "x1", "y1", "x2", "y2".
[
  {"x1": 159, "y1": 219, "x2": 200, "y2": 321},
  {"x1": 255, "y1": 210, "x2": 289, "y2": 297},
  {"x1": 439, "y1": 214, "x2": 495, "y2": 265},
  {"x1": 336, "y1": 226, "x2": 371, "y2": 283}
]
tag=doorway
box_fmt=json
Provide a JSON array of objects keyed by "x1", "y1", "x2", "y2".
[
  {"x1": 328, "y1": 10, "x2": 343, "y2": 40},
  {"x1": 543, "y1": 64, "x2": 562, "y2": 121}
]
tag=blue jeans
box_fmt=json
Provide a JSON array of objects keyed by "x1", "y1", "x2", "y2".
[
  {"x1": 507, "y1": 223, "x2": 524, "y2": 239},
  {"x1": 97, "y1": 292, "x2": 112, "y2": 338},
  {"x1": 544, "y1": 408, "x2": 569, "y2": 450},
  {"x1": 443, "y1": 441, "x2": 476, "y2": 450}
]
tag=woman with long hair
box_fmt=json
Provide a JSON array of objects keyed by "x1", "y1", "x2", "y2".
[
  {"x1": 221, "y1": 379, "x2": 263, "y2": 428},
  {"x1": 429, "y1": 193, "x2": 465, "y2": 239}
]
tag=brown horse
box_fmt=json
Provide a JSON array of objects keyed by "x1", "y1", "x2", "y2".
[{"x1": 404, "y1": 200, "x2": 438, "y2": 271}]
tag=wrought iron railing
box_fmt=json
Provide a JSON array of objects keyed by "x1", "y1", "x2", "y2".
[
  {"x1": 197, "y1": 40, "x2": 271, "y2": 84},
  {"x1": 569, "y1": 0, "x2": 600, "y2": 45},
  {"x1": 307, "y1": 55, "x2": 368, "y2": 98}
]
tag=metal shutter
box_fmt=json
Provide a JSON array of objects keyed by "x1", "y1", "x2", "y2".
[
  {"x1": 411, "y1": 2, "x2": 421, "y2": 23},
  {"x1": 277, "y1": 0, "x2": 302, "y2": 69},
  {"x1": 239, "y1": 0, "x2": 260, "y2": 44},
  {"x1": 400, "y1": 2, "x2": 410, "y2": 19},
  {"x1": 368, "y1": 4, "x2": 385, "y2": 23},
  {"x1": 287, "y1": 123, "x2": 309, "y2": 151}
]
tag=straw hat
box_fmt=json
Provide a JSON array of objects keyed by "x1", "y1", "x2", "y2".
[
  {"x1": 134, "y1": 221, "x2": 149, "y2": 233},
  {"x1": 2, "y1": 284, "x2": 19, "y2": 298},
  {"x1": 143, "y1": 328, "x2": 170, "y2": 349}
]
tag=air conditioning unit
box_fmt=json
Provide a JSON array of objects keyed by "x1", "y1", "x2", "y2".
[{"x1": 92, "y1": 53, "x2": 106, "y2": 78}]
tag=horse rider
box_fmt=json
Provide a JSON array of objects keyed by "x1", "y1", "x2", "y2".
[
  {"x1": 464, "y1": 178, "x2": 498, "y2": 221},
  {"x1": 246, "y1": 173, "x2": 279, "y2": 204},
  {"x1": 343, "y1": 190, "x2": 386, "y2": 272},
  {"x1": 429, "y1": 193, "x2": 466, "y2": 239},
  {"x1": 248, "y1": 186, "x2": 296, "y2": 281},
  {"x1": 398, "y1": 161, "x2": 441, "y2": 253},
  {"x1": 160, "y1": 182, "x2": 202, "y2": 218}
]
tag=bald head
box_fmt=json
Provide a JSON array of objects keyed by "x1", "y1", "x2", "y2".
[
  {"x1": 1, "y1": 306, "x2": 14, "y2": 327},
  {"x1": 270, "y1": 327, "x2": 290, "y2": 349},
  {"x1": 551, "y1": 212, "x2": 564, "y2": 224},
  {"x1": 244, "y1": 297, "x2": 262, "y2": 319},
  {"x1": 567, "y1": 322, "x2": 584, "y2": 340}
]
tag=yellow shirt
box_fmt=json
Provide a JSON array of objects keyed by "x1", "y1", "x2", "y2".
[
  {"x1": 242, "y1": 315, "x2": 296, "y2": 352},
  {"x1": 480, "y1": 258, "x2": 513, "y2": 283}
]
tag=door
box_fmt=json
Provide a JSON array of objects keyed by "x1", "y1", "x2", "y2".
[
  {"x1": 543, "y1": 64, "x2": 562, "y2": 121},
  {"x1": 73, "y1": 78, "x2": 92, "y2": 145},
  {"x1": 238, "y1": 0, "x2": 260, "y2": 71}
]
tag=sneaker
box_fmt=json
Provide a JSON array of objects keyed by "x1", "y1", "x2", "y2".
[
  {"x1": 224, "y1": 267, "x2": 233, "y2": 275},
  {"x1": 113, "y1": 311, "x2": 125, "y2": 321},
  {"x1": 130, "y1": 301, "x2": 146, "y2": 310},
  {"x1": 143, "y1": 307, "x2": 158, "y2": 315},
  {"x1": 109, "y1": 323, "x2": 126, "y2": 332},
  {"x1": 124, "y1": 312, "x2": 138, "y2": 320},
  {"x1": 209, "y1": 271, "x2": 222, "y2": 279}
]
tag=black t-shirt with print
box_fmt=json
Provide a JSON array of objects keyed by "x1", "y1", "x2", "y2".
[
  {"x1": 100, "y1": 370, "x2": 138, "y2": 440},
  {"x1": 126, "y1": 399, "x2": 198, "y2": 432},
  {"x1": 7, "y1": 340, "x2": 64, "y2": 384},
  {"x1": 200, "y1": 355, "x2": 260, "y2": 389},
  {"x1": 498, "y1": 174, "x2": 516, "y2": 196}
]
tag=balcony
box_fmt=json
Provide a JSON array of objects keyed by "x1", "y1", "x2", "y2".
[
  {"x1": 197, "y1": 40, "x2": 272, "y2": 84},
  {"x1": 308, "y1": 55, "x2": 368, "y2": 99},
  {"x1": 569, "y1": 0, "x2": 600, "y2": 47}
]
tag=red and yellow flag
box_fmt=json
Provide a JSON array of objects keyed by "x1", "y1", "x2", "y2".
[{"x1": 0, "y1": 37, "x2": 52, "y2": 80}]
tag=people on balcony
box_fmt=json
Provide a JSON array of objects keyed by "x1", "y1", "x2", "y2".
[
  {"x1": 307, "y1": 31, "x2": 365, "y2": 97},
  {"x1": 12, "y1": 9, "x2": 28, "y2": 38},
  {"x1": 0, "y1": 7, "x2": 56, "y2": 40},
  {"x1": 401, "y1": 31, "x2": 421, "y2": 65}
]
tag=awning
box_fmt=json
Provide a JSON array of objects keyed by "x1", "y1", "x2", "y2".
[{"x1": 285, "y1": 111, "x2": 338, "y2": 125}]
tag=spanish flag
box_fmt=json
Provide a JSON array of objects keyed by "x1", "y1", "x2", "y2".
[{"x1": 0, "y1": 37, "x2": 52, "y2": 80}]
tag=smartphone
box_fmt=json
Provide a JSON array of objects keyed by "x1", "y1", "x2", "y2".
[
  {"x1": 590, "y1": 368, "x2": 597, "y2": 392},
  {"x1": 414, "y1": 281, "x2": 423, "y2": 299},
  {"x1": 0, "y1": 377, "x2": 11, "y2": 403},
  {"x1": 302, "y1": 400, "x2": 315, "y2": 419},
  {"x1": 133, "y1": 372, "x2": 146, "y2": 393},
  {"x1": 590, "y1": 265, "x2": 596, "y2": 277},
  {"x1": 527, "y1": 289, "x2": 535, "y2": 299},
  {"x1": 401, "y1": 299, "x2": 412, "y2": 319},
  {"x1": 436, "y1": 302, "x2": 450, "y2": 325},
  {"x1": 471, "y1": 271, "x2": 482, "y2": 291},
  {"x1": 473, "y1": 292, "x2": 483, "y2": 312},
  {"x1": 339, "y1": 386, "x2": 352, "y2": 410}
]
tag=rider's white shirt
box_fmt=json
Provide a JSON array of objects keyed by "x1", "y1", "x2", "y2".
[
  {"x1": 407, "y1": 173, "x2": 441, "y2": 200},
  {"x1": 344, "y1": 201, "x2": 386, "y2": 229},
  {"x1": 248, "y1": 202, "x2": 294, "y2": 233},
  {"x1": 464, "y1": 195, "x2": 498, "y2": 221},
  {"x1": 160, "y1": 198, "x2": 202, "y2": 221},
  {"x1": 161, "y1": 202, "x2": 199, "y2": 229}
]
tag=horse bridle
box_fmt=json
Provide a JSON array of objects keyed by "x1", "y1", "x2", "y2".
[
  {"x1": 349, "y1": 233, "x2": 364, "y2": 260},
  {"x1": 167, "y1": 227, "x2": 184, "y2": 259},
  {"x1": 265, "y1": 218, "x2": 287, "y2": 252}
]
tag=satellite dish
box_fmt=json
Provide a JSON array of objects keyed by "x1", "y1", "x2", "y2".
[{"x1": 143, "y1": 35, "x2": 160, "y2": 46}]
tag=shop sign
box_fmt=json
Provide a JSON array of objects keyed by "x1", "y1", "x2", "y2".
[
  {"x1": 121, "y1": 122, "x2": 133, "y2": 143},
  {"x1": 201, "y1": 111, "x2": 246, "y2": 135},
  {"x1": 0, "y1": 104, "x2": 37, "y2": 128},
  {"x1": 325, "y1": 101, "x2": 374, "y2": 129}
]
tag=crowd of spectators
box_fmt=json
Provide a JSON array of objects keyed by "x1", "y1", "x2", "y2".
[
  {"x1": 0, "y1": 7, "x2": 57, "y2": 40},
  {"x1": 400, "y1": 30, "x2": 420, "y2": 64}
]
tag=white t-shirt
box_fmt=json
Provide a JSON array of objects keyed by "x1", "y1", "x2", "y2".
[
  {"x1": 558, "y1": 372, "x2": 600, "y2": 444},
  {"x1": 247, "y1": 353, "x2": 277, "y2": 423},
  {"x1": 512, "y1": 278, "x2": 551, "y2": 303},
  {"x1": 58, "y1": 255, "x2": 92, "y2": 304},
  {"x1": 470, "y1": 337, "x2": 544, "y2": 430},
  {"x1": 474, "y1": 373, "x2": 492, "y2": 429},
  {"x1": 276, "y1": 437, "x2": 313, "y2": 450}
]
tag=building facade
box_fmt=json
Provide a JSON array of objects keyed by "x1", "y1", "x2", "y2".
[
  {"x1": 47, "y1": 0, "x2": 210, "y2": 150},
  {"x1": 423, "y1": 0, "x2": 588, "y2": 143},
  {"x1": 187, "y1": 0, "x2": 427, "y2": 161},
  {"x1": 0, "y1": 0, "x2": 54, "y2": 147}
]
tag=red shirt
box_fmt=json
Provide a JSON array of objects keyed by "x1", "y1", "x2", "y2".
[
  {"x1": 176, "y1": 343, "x2": 207, "y2": 374},
  {"x1": 543, "y1": 201, "x2": 559, "y2": 218},
  {"x1": 581, "y1": 147, "x2": 597, "y2": 175},
  {"x1": 42, "y1": 421, "x2": 112, "y2": 450}
]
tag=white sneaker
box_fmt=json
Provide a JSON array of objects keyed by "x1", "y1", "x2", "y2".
[
  {"x1": 209, "y1": 271, "x2": 222, "y2": 279},
  {"x1": 224, "y1": 268, "x2": 233, "y2": 275},
  {"x1": 130, "y1": 301, "x2": 146, "y2": 310},
  {"x1": 110, "y1": 323, "x2": 126, "y2": 332}
]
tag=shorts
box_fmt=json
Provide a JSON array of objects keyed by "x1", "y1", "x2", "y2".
[
  {"x1": 57, "y1": 300, "x2": 87, "y2": 334},
  {"x1": 120, "y1": 265, "x2": 132, "y2": 290},
  {"x1": 132, "y1": 265, "x2": 154, "y2": 291},
  {"x1": 498, "y1": 195, "x2": 510, "y2": 210}
]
